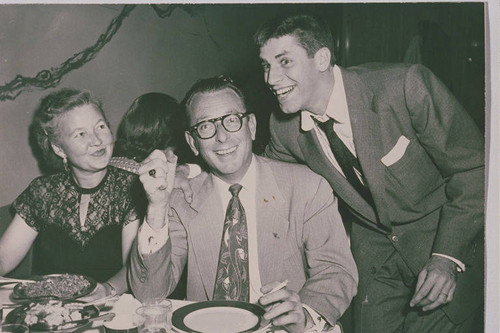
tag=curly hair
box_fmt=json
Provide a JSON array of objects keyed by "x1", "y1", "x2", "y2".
[
  {"x1": 30, "y1": 88, "x2": 107, "y2": 172},
  {"x1": 254, "y1": 14, "x2": 336, "y2": 66},
  {"x1": 114, "y1": 92, "x2": 192, "y2": 163}
]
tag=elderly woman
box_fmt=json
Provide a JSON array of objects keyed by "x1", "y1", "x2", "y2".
[{"x1": 0, "y1": 88, "x2": 139, "y2": 298}]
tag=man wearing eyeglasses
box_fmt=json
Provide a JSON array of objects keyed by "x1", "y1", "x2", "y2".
[{"x1": 129, "y1": 76, "x2": 358, "y2": 333}]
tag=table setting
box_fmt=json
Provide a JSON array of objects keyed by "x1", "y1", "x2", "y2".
[{"x1": 1, "y1": 274, "x2": 340, "y2": 333}]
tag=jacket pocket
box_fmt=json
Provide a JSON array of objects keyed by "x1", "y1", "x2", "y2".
[{"x1": 385, "y1": 139, "x2": 444, "y2": 204}]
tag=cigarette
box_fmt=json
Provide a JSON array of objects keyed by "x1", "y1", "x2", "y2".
[{"x1": 268, "y1": 280, "x2": 288, "y2": 294}]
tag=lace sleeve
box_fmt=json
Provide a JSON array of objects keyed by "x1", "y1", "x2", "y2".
[
  {"x1": 11, "y1": 178, "x2": 45, "y2": 231},
  {"x1": 111, "y1": 168, "x2": 141, "y2": 226}
]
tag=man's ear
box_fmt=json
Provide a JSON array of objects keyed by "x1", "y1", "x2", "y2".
[
  {"x1": 51, "y1": 143, "x2": 66, "y2": 159},
  {"x1": 247, "y1": 113, "x2": 257, "y2": 141},
  {"x1": 314, "y1": 47, "x2": 331, "y2": 72},
  {"x1": 185, "y1": 131, "x2": 199, "y2": 156}
]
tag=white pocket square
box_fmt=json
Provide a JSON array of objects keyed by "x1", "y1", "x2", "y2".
[{"x1": 381, "y1": 136, "x2": 410, "y2": 166}]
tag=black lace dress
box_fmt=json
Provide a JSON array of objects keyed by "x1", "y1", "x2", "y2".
[{"x1": 12, "y1": 167, "x2": 139, "y2": 282}]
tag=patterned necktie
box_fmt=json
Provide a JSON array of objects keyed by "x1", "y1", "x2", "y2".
[
  {"x1": 213, "y1": 184, "x2": 250, "y2": 302},
  {"x1": 317, "y1": 118, "x2": 374, "y2": 206}
]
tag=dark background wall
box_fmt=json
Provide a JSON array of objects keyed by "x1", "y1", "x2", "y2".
[{"x1": 0, "y1": 3, "x2": 485, "y2": 206}]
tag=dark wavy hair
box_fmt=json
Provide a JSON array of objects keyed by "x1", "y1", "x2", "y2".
[
  {"x1": 254, "y1": 14, "x2": 336, "y2": 65},
  {"x1": 30, "y1": 88, "x2": 107, "y2": 172},
  {"x1": 114, "y1": 92, "x2": 191, "y2": 163}
]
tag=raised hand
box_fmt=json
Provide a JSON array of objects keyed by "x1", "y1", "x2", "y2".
[{"x1": 139, "y1": 149, "x2": 177, "y2": 230}]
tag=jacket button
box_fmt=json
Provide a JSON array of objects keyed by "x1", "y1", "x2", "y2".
[{"x1": 391, "y1": 235, "x2": 399, "y2": 242}]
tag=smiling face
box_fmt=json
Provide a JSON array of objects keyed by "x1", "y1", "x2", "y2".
[
  {"x1": 185, "y1": 88, "x2": 256, "y2": 183},
  {"x1": 51, "y1": 104, "x2": 113, "y2": 177},
  {"x1": 259, "y1": 35, "x2": 328, "y2": 115}
]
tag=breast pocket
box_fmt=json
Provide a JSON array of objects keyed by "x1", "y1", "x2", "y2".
[{"x1": 384, "y1": 139, "x2": 444, "y2": 204}]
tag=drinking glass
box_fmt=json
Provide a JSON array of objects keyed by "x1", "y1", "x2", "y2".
[{"x1": 136, "y1": 300, "x2": 172, "y2": 333}]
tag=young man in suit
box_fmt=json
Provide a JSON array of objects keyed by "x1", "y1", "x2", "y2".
[
  {"x1": 255, "y1": 14, "x2": 484, "y2": 333},
  {"x1": 129, "y1": 76, "x2": 358, "y2": 333}
]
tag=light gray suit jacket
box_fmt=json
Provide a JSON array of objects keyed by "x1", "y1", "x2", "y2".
[
  {"x1": 129, "y1": 155, "x2": 358, "y2": 325},
  {"x1": 264, "y1": 63, "x2": 484, "y2": 323}
]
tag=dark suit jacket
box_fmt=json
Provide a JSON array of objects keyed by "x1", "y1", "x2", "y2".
[
  {"x1": 129, "y1": 155, "x2": 358, "y2": 325},
  {"x1": 264, "y1": 63, "x2": 484, "y2": 323}
]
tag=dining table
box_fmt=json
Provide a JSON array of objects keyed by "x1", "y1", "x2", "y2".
[{"x1": 0, "y1": 284, "x2": 341, "y2": 333}]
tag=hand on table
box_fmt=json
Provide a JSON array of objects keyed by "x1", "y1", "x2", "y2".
[
  {"x1": 259, "y1": 282, "x2": 306, "y2": 333},
  {"x1": 79, "y1": 282, "x2": 107, "y2": 302},
  {"x1": 410, "y1": 256, "x2": 458, "y2": 311}
]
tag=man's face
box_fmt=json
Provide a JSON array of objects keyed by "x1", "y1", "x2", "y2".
[
  {"x1": 185, "y1": 88, "x2": 256, "y2": 183},
  {"x1": 259, "y1": 35, "x2": 323, "y2": 114}
]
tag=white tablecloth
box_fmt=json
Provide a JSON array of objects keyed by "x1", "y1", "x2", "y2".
[{"x1": 1, "y1": 286, "x2": 340, "y2": 333}]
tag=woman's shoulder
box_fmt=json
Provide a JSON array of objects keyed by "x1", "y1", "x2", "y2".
[
  {"x1": 107, "y1": 166, "x2": 138, "y2": 183},
  {"x1": 105, "y1": 166, "x2": 139, "y2": 198},
  {"x1": 25, "y1": 172, "x2": 68, "y2": 192},
  {"x1": 13, "y1": 172, "x2": 69, "y2": 221}
]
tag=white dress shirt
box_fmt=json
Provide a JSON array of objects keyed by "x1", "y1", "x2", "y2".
[{"x1": 300, "y1": 65, "x2": 464, "y2": 272}]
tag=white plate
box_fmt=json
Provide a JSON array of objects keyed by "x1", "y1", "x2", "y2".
[{"x1": 172, "y1": 301, "x2": 270, "y2": 333}]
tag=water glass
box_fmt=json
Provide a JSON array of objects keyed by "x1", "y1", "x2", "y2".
[
  {"x1": 136, "y1": 300, "x2": 172, "y2": 333},
  {"x1": 0, "y1": 324, "x2": 29, "y2": 333}
]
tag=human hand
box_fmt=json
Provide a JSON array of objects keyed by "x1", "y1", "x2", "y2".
[
  {"x1": 410, "y1": 256, "x2": 458, "y2": 311},
  {"x1": 174, "y1": 164, "x2": 193, "y2": 203},
  {"x1": 78, "y1": 282, "x2": 107, "y2": 302},
  {"x1": 259, "y1": 282, "x2": 306, "y2": 333},
  {"x1": 139, "y1": 149, "x2": 175, "y2": 206}
]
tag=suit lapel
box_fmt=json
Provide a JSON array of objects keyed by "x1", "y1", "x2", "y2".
[
  {"x1": 254, "y1": 157, "x2": 288, "y2": 286},
  {"x1": 186, "y1": 175, "x2": 225, "y2": 299},
  {"x1": 341, "y1": 68, "x2": 389, "y2": 227},
  {"x1": 298, "y1": 128, "x2": 378, "y2": 223}
]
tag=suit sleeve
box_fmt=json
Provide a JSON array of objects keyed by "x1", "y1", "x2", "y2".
[
  {"x1": 129, "y1": 207, "x2": 188, "y2": 302},
  {"x1": 298, "y1": 177, "x2": 359, "y2": 325},
  {"x1": 404, "y1": 64, "x2": 484, "y2": 262},
  {"x1": 263, "y1": 114, "x2": 301, "y2": 163}
]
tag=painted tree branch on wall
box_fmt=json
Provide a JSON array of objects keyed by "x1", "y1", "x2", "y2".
[
  {"x1": 0, "y1": 4, "x2": 197, "y2": 102},
  {"x1": 0, "y1": 5, "x2": 135, "y2": 101}
]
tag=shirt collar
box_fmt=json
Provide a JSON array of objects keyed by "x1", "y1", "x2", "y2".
[
  {"x1": 301, "y1": 65, "x2": 349, "y2": 131},
  {"x1": 212, "y1": 154, "x2": 256, "y2": 195}
]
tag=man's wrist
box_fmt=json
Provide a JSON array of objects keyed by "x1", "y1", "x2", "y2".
[
  {"x1": 103, "y1": 281, "x2": 117, "y2": 297},
  {"x1": 431, "y1": 253, "x2": 465, "y2": 272},
  {"x1": 302, "y1": 304, "x2": 327, "y2": 332},
  {"x1": 303, "y1": 308, "x2": 315, "y2": 331},
  {"x1": 146, "y1": 204, "x2": 169, "y2": 231}
]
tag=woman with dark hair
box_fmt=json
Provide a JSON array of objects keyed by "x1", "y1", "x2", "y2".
[
  {"x1": 114, "y1": 92, "x2": 193, "y2": 164},
  {"x1": 113, "y1": 92, "x2": 194, "y2": 299},
  {"x1": 0, "y1": 88, "x2": 139, "y2": 299}
]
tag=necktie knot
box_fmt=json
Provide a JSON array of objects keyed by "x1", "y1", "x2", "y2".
[
  {"x1": 317, "y1": 118, "x2": 335, "y2": 133},
  {"x1": 229, "y1": 183, "x2": 242, "y2": 197}
]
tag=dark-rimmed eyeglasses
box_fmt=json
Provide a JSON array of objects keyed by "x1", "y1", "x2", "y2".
[{"x1": 189, "y1": 113, "x2": 248, "y2": 139}]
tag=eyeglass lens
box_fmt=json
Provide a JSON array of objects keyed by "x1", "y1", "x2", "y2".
[{"x1": 196, "y1": 114, "x2": 244, "y2": 139}]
